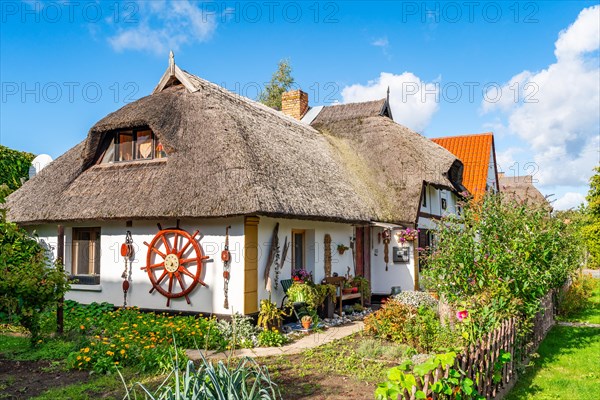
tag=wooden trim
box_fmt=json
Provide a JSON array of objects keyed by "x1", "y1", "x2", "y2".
[
  {"x1": 413, "y1": 240, "x2": 419, "y2": 290},
  {"x1": 417, "y1": 211, "x2": 442, "y2": 221},
  {"x1": 243, "y1": 216, "x2": 260, "y2": 314},
  {"x1": 291, "y1": 229, "x2": 306, "y2": 271}
]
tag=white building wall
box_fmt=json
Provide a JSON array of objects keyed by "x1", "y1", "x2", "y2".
[
  {"x1": 256, "y1": 217, "x2": 355, "y2": 308},
  {"x1": 487, "y1": 147, "x2": 498, "y2": 192},
  {"x1": 369, "y1": 226, "x2": 416, "y2": 295},
  {"x1": 29, "y1": 218, "x2": 245, "y2": 315}
]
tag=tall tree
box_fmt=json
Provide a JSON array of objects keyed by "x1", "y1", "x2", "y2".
[
  {"x1": 258, "y1": 59, "x2": 294, "y2": 110},
  {"x1": 582, "y1": 166, "x2": 600, "y2": 267},
  {"x1": 0, "y1": 145, "x2": 34, "y2": 201}
]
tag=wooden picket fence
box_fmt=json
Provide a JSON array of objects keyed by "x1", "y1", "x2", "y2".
[{"x1": 402, "y1": 290, "x2": 556, "y2": 399}]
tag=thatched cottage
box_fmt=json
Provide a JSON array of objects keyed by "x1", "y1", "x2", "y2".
[{"x1": 6, "y1": 55, "x2": 466, "y2": 314}]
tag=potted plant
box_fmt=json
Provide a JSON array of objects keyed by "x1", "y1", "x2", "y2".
[
  {"x1": 342, "y1": 280, "x2": 354, "y2": 295},
  {"x1": 337, "y1": 244, "x2": 350, "y2": 255},
  {"x1": 292, "y1": 268, "x2": 312, "y2": 283},
  {"x1": 286, "y1": 282, "x2": 319, "y2": 309},
  {"x1": 257, "y1": 299, "x2": 287, "y2": 331},
  {"x1": 301, "y1": 315, "x2": 313, "y2": 330},
  {"x1": 315, "y1": 283, "x2": 337, "y2": 319}
]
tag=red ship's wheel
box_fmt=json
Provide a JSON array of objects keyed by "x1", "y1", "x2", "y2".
[{"x1": 142, "y1": 227, "x2": 208, "y2": 307}]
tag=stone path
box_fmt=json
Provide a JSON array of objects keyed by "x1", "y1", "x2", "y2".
[
  {"x1": 557, "y1": 321, "x2": 600, "y2": 328},
  {"x1": 187, "y1": 321, "x2": 364, "y2": 360}
]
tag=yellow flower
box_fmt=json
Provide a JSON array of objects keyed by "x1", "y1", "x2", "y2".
[
  {"x1": 80, "y1": 325, "x2": 85, "y2": 330},
  {"x1": 77, "y1": 356, "x2": 82, "y2": 360},
  {"x1": 120, "y1": 349, "x2": 126, "y2": 355},
  {"x1": 83, "y1": 348, "x2": 90, "y2": 353},
  {"x1": 84, "y1": 357, "x2": 91, "y2": 362},
  {"x1": 106, "y1": 351, "x2": 115, "y2": 356},
  {"x1": 114, "y1": 361, "x2": 119, "y2": 365},
  {"x1": 133, "y1": 324, "x2": 137, "y2": 328}
]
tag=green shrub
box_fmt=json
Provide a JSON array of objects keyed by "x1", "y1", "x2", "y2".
[
  {"x1": 422, "y1": 193, "x2": 583, "y2": 339},
  {"x1": 123, "y1": 355, "x2": 282, "y2": 399},
  {"x1": 216, "y1": 313, "x2": 259, "y2": 349},
  {"x1": 0, "y1": 145, "x2": 34, "y2": 192},
  {"x1": 0, "y1": 215, "x2": 69, "y2": 343},
  {"x1": 364, "y1": 299, "x2": 461, "y2": 353},
  {"x1": 258, "y1": 328, "x2": 288, "y2": 347},
  {"x1": 558, "y1": 274, "x2": 598, "y2": 317}
]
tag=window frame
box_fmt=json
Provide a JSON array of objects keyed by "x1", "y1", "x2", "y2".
[
  {"x1": 291, "y1": 229, "x2": 306, "y2": 272},
  {"x1": 99, "y1": 127, "x2": 166, "y2": 164},
  {"x1": 71, "y1": 227, "x2": 101, "y2": 285},
  {"x1": 421, "y1": 185, "x2": 427, "y2": 207}
]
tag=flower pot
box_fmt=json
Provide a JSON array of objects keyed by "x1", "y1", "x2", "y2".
[
  {"x1": 301, "y1": 321, "x2": 311, "y2": 330},
  {"x1": 342, "y1": 288, "x2": 353, "y2": 295}
]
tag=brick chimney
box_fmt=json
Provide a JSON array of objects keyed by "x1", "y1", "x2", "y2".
[{"x1": 281, "y1": 90, "x2": 309, "y2": 120}]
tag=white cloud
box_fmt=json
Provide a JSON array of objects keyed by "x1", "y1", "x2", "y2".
[
  {"x1": 482, "y1": 5, "x2": 600, "y2": 187},
  {"x1": 553, "y1": 192, "x2": 587, "y2": 210},
  {"x1": 372, "y1": 37, "x2": 389, "y2": 48},
  {"x1": 341, "y1": 72, "x2": 440, "y2": 132},
  {"x1": 108, "y1": 1, "x2": 216, "y2": 55},
  {"x1": 495, "y1": 147, "x2": 524, "y2": 173}
]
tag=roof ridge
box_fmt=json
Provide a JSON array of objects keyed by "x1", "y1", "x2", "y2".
[
  {"x1": 180, "y1": 70, "x2": 318, "y2": 132},
  {"x1": 431, "y1": 132, "x2": 493, "y2": 140}
]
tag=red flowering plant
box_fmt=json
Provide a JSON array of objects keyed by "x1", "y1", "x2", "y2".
[{"x1": 292, "y1": 269, "x2": 312, "y2": 283}]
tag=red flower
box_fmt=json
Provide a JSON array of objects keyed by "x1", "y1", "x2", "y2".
[{"x1": 456, "y1": 310, "x2": 469, "y2": 321}]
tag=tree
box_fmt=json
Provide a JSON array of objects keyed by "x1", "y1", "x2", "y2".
[
  {"x1": 257, "y1": 59, "x2": 295, "y2": 110},
  {"x1": 0, "y1": 205, "x2": 69, "y2": 343},
  {"x1": 0, "y1": 145, "x2": 34, "y2": 192},
  {"x1": 582, "y1": 166, "x2": 600, "y2": 268}
]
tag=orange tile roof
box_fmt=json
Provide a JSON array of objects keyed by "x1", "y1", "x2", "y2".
[{"x1": 431, "y1": 133, "x2": 495, "y2": 201}]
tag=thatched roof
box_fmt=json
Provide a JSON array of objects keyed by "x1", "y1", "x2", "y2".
[
  {"x1": 6, "y1": 68, "x2": 374, "y2": 225},
  {"x1": 6, "y1": 61, "x2": 465, "y2": 226},
  {"x1": 498, "y1": 173, "x2": 551, "y2": 210},
  {"x1": 311, "y1": 106, "x2": 466, "y2": 224}
]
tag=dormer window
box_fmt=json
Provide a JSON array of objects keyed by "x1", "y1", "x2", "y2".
[{"x1": 99, "y1": 128, "x2": 167, "y2": 164}]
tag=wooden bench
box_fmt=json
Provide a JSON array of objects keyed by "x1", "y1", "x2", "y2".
[{"x1": 323, "y1": 277, "x2": 363, "y2": 317}]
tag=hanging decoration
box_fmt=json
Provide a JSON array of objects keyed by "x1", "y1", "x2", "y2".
[
  {"x1": 142, "y1": 222, "x2": 209, "y2": 307},
  {"x1": 382, "y1": 228, "x2": 391, "y2": 271},
  {"x1": 222, "y1": 226, "x2": 232, "y2": 309},
  {"x1": 120, "y1": 231, "x2": 134, "y2": 307},
  {"x1": 395, "y1": 228, "x2": 419, "y2": 243},
  {"x1": 263, "y1": 223, "x2": 279, "y2": 292},
  {"x1": 324, "y1": 234, "x2": 332, "y2": 277},
  {"x1": 275, "y1": 236, "x2": 289, "y2": 290}
]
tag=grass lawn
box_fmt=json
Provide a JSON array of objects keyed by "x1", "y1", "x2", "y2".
[{"x1": 505, "y1": 326, "x2": 600, "y2": 400}]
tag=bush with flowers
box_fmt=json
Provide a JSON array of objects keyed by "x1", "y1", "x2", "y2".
[
  {"x1": 422, "y1": 193, "x2": 583, "y2": 340},
  {"x1": 292, "y1": 268, "x2": 312, "y2": 283},
  {"x1": 64, "y1": 305, "x2": 226, "y2": 373}
]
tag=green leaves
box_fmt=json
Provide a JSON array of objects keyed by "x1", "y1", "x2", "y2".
[{"x1": 0, "y1": 145, "x2": 34, "y2": 193}]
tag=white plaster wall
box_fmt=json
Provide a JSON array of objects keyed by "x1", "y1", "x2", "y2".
[
  {"x1": 28, "y1": 218, "x2": 245, "y2": 315},
  {"x1": 369, "y1": 226, "x2": 415, "y2": 295},
  {"x1": 487, "y1": 147, "x2": 498, "y2": 192},
  {"x1": 256, "y1": 217, "x2": 355, "y2": 308}
]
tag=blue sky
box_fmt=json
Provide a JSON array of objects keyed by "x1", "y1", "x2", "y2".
[{"x1": 1, "y1": 1, "x2": 599, "y2": 209}]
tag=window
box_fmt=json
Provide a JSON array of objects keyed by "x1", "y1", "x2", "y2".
[
  {"x1": 421, "y1": 186, "x2": 427, "y2": 207},
  {"x1": 71, "y1": 227, "x2": 101, "y2": 284},
  {"x1": 292, "y1": 230, "x2": 305, "y2": 272},
  {"x1": 100, "y1": 128, "x2": 167, "y2": 164},
  {"x1": 441, "y1": 198, "x2": 447, "y2": 210}
]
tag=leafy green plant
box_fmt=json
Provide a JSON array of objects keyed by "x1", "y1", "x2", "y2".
[
  {"x1": 258, "y1": 328, "x2": 288, "y2": 347},
  {"x1": 257, "y1": 299, "x2": 287, "y2": 331},
  {"x1": 0, "y1": 215, "x2": 70, "y2": 343},
  {"x1": 122, "y1": 354, "x2": 282, "y2": 399},
  {"x1": 422, "y1": 193, "x2": 583, "y2": 339},
  {"x1": 375, "y1": 352, "x2": 484, "y2": 400},
  {"x1": 217, "y1": 313, "x2": 259, "y2": 349},
  {"x1": 0, "y1": 145, "x2": 34, "y2": 192},
  {"x1": 351, "y1": 276, "x2": 371, "y2": 302},
  {"x1": 285, "y1": 282, "x2": 319, "y2": 310},
  {"x1": 558, "y1": 274, "x2": 598, "y2": 317},
  {"x1": 364, "y1": 299, "x2": 461, "y2": 353},
  {"x1": 314, "y1": 283, "x2": 337, "y2": 307}
]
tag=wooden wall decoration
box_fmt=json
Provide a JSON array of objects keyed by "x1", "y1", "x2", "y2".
[{"x1": 324, "y1": 234, "x2": 332, "y2": 277}]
